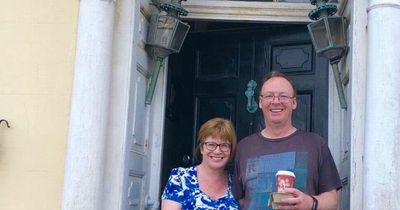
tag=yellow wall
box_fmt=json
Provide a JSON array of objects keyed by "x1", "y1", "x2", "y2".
[{"x1": 0, "y1": 1, "x2": 78, "y2": 209}]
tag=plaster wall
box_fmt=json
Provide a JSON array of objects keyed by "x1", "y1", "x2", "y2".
[
  {"x1": 0, "y1": 1, "x2": 78, "y2": 209},
  {"x1": 347, "y1": 0, "x2": 368, "y2": 209}
]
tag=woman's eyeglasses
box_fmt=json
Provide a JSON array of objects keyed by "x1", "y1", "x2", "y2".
[{"x1": 203, "y1": 142, "x2": 231, "y2": 152}]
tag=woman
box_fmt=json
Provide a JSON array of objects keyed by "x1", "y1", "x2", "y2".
[{"x1": 161, "y1": 118, "x2": 240, "y2": 210}]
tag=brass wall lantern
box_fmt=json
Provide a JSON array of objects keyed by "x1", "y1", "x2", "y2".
[
  {"x1": 145, "y1": 0, "x2": 190, "y2": 105},
  {"x1": 307, "y1": 0, "x2": 348, "y2": 109}
]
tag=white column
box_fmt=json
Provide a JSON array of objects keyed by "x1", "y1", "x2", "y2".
[
  {"x1": 365, "y1": 1, "x2": 400, "y2": 209},
  {"x1": 62, "y1": 0, "x2": 115, "y2": 210}
]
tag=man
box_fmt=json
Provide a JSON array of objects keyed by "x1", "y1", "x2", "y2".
[{"x1": 233, "y1": 71, "x2": 341, "y2": 210}]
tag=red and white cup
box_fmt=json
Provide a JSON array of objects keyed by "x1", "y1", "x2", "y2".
[{"x1": 275, "y1": 170, "x2": 296, "y2": 192}]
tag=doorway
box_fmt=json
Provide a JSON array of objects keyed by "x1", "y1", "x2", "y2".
[{"x1": 160, "y1": 21, "x2": 329, "y2": 193}]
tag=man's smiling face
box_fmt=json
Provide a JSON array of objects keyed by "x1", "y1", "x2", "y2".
[{"x1": 259, "y1": 76, "x2": 297, "y2": 128}]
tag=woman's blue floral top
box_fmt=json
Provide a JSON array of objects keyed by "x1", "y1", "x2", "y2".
[{"x1": 161, "y1": 166, "x2": 240, "y2": 210}]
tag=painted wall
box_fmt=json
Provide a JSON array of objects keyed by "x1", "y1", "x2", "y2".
[{"x1": 0, "y1": 1, "x2": 78, "y2": 209}]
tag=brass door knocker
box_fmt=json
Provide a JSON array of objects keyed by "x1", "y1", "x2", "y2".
[{"x1": 245, "y1": 80, "x2": 258, "y2": 113}]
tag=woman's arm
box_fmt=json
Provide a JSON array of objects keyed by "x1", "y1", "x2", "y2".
[{"x1": 161, "y1": 199, "x2": 182, "y2": 210}]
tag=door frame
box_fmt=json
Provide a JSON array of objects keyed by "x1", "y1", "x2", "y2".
[{"x1": 151, "y1": 0, "x2": 344, "y2": 208}]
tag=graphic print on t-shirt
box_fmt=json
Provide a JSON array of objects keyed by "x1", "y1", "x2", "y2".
[{"x1": 245, "y1": 152, "x2": 308, "y2": 209}]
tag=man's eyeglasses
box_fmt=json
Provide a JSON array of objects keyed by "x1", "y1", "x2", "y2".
[
  {"x1": 259, "y1": 94, "x2": 294, "y2": 103},
  {"x1": 203, "y1": 142, "x2": 231, "y2": 152}
]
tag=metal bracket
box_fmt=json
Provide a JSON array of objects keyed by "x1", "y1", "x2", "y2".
[
  {"x1": 330, "y1": 61, "x2": 347, "y2": 109},
  {"x1": 0, "y1": 119, "x2": 10, "y2": 128},
  {"x1": 145, "y1": 56, "x2": 165, "y2": 105}
]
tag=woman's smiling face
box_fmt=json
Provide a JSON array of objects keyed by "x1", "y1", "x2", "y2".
[{"x1": 200, "y1": 136, "x2": 231, "y2": 170}]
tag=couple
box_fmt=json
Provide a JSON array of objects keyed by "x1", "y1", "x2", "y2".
[{"x1": 161, "y1": 71, "x2": 342, "y2": 210}]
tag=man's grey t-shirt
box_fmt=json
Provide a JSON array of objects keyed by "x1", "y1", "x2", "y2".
[{"x1": 232, "y1": 130, "x2": 341, "y2": 210}]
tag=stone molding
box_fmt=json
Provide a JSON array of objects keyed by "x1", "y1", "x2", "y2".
[{"x1": 182, "y1": 0, "x2": 314, "y2": 23}]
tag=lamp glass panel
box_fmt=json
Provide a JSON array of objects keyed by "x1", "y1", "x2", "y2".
[
  {"x1": 155, "y1": 16, "x2": 177, "y2": 49},
  {"x1": 308, "y1": 19, "x2": 329, "y2": 51},
  {"x1": 170, "y1": 21, "x2": 190, "y2": 52},
  {"x1": 327, "y1": 17, "x2": 346, "y2": 46}
]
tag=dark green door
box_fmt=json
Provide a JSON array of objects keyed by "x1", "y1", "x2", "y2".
[{"x1": 160, "y1": 22, "x2": 328, "y2": 192}]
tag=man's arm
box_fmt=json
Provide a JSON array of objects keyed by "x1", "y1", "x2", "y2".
[
  {"x1": 313, "y1": 189, "x2": 339, "y2": 210},
  {"x1": 276, "y1": 188, "x2": 339, "y2": 210}
]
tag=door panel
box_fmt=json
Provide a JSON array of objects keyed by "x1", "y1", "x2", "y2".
[
  {"x1": 293, "y1": 94, "x2": 312, "y2": 131},
  {"x1": 266, "y1": 27, "x2": 329, "y2": 138},
  {"x1": 123, "y1": 71, "x2": 148, "y2": 210},
  {"x1": 161, "y1": 22, "x2": 328, "y2": 194},
  {"x1": 196, "y1": 96, "x2": 237, "y2": 129},
  {"x1": 193, "y1": 31, "x2": 254, "y2": 140},
  {"x1": 122, "y1": 4, "x2": 153, "y2": 208},
  {"x1": 196, "y1": 39, "x2": 240, "y2": 80}
]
